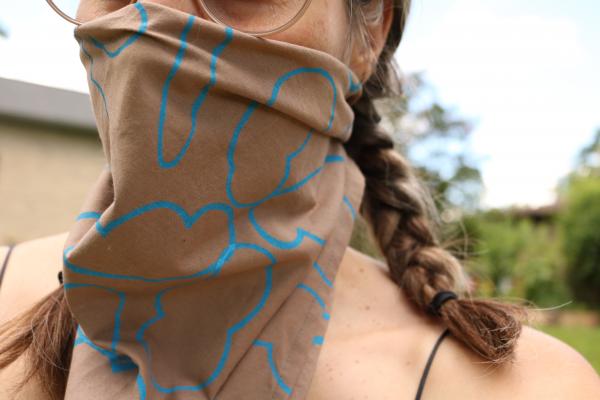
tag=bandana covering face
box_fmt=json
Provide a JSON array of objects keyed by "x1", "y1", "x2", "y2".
[{"x1": 62, "y1": 2, "x2": 365, "y2": 399}]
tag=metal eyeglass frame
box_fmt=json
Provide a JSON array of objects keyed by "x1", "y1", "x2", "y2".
[{"x1": 45, "y1": 0, "x2": 314, "y2": 37}]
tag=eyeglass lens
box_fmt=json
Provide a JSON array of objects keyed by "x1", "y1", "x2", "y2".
[
  {"x1": 48, "y1": 0, "x2": 311, "y2": 35},
  {"x1": 201, "y1": 0, "x2": 310, "y2": 34}
]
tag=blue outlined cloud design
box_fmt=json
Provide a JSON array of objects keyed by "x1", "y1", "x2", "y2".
[
  {"x1": 343, "y1": 194, "x2": 357, "y2": 220},
  {"x1": 312, "y1": 262, "x2": 333, "y2": 288},
  {"x1": 137, "y1": 244, "x2": 276, "y2": 394},
  {"x1": 75, "y1": 2, "x2": 149, "y2": 122},
  {"x1": 348, "y1": 69, "x2": 362, "y2": 93},
  {"x1": 312, "y1": 336, "x2": 324, "y2": 346},
  {"x1": 66, "y1": 231, "x2": 281, "y2": 393},
  {"x1": 157, "y1": 17, "x2": 234, "y2": 169},
  {"x1": 67, "y1": 4, "x2": 362, "y2": 398},
  {"x1": 252, "y1": 339, "x2": 293, "y2": 396},
  {"x1": 89, "y1": 2, "x2": 149, "y2": 58},
  {"x1": 223, "y1": 67, "x2": 346, "y2": 250},
  {"x1": 68, "y1": 284, "x2": 135, "y2": 373},
  {"x1": 79, "y1": 40, "x2": 109, "y2": 120},
  {"x1": 297, "y1": 283, "x2": 330, "y2": 321},
  {"x1": 225, "y1": 69, "x2": 340, "y2": 209}
]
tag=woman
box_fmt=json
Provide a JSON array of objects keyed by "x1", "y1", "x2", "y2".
[{"x1": 1, "y1": 0, "x2": 599, "y2": 399}]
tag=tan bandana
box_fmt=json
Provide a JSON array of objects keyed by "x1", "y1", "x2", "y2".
[{"x1": 62, "y1": 2, "x2": 365, "y2": 399}]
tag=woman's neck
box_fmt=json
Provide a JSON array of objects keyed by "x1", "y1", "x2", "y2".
[{"x1": 325, "y1": 246, "x2": 434, "y2": 341}]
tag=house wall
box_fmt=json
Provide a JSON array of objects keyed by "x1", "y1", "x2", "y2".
[{"x1": 0, "y1": 117, "x2": 104, "y2": 245}]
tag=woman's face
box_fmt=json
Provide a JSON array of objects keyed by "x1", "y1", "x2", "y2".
[{"x1": 76, "y1": 0, "x2": 392, "y2": 81}]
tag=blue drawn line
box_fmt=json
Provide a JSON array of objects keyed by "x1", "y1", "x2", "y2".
[
  {"x1": 276, "y1": 154, "x2": 345, "y2": 196},
  {"x1": 226, "y1": 67, "x2": 340, "y2": 208},
  {"x1": 79, "y1": 40, "x2": 109, "y2": 120},
  {"x1": 348, "y1": 70, "x2": 362, "y2": 93},
  {"x1": 76, "y1": 201, "x2": 235, "y2": 238},
  {"x1": 228, "y1": 129, "x2": 314, "y2": 209},
  {"x1": 67, "y1": 284, "x2": 134, "y2": 372},
  {"x1": 74, "y1": 326, "x2": 137, "y2": 373},
  {"x1": 157, "y1": 18, "x2": 234, "y2": 169},
  {"x1": 157, "y1": 15, "x2": 195, "y2": 168},
  {"x1": 312, "y1": 335, "x2": 324, "y2": 346},
  {"x1": 89, "y1": 2, "x2": 148, "y2": 58},
  {"x1": 268, "y1": 67, "x2": 337, "y2": 132},
  {"x1": 227, "y1": 126, "x2": 340, "y2": 210},
  {"x1": 133, "y1": 244, "x2": 276, "y2": 393},
  {"x1": 77, "y1": 211, "x2": 102, "y2": 221},
  {"x1": 297, "y1": 283, "x2": 325, "y2": 308},
  {"x1": 66, "y1": 201, "x2": 238, "y2": 282},
  {"x1": 253, "y1": 339, "x2": 293, "y2": 396},
  {"x1": 324, "y1": 154, "x2": 344, "y2": 163},
  {"x1": 68, "y1": 243, "x2": 274, "y2": 393},
  {"x1": 64, "y1": 242, "x2": 234, "y2": 283},
  {"x1": 312, "y1": 262, "x2": 333, "y2": 288},
  {"x1": 342, "y1": 195, "x2": 357, "y2": 220},
  {"x1": 248, "y1": 207, "x2": 324, "y2": 249},
  {"x1": 297, "y1": 283, "x2": 330, "y2": 319},
  {"x1": 136, "y1": 372, "x2": 147, "y2": 400}
]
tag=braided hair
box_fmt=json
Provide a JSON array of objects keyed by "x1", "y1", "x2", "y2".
[{"x1": 345, "y1": 0, "x2": 528, "y2": 364}]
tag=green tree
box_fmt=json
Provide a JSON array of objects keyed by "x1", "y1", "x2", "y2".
[
  {"x1": 557, "y1": 128, "x2": 600, "y2": 196},
  {"x1": 576, "y1": 129, "x2": 600, "y2": 178},
  {"x1": 554, "y1": 128, "x2": 600, "y2": 307},
  {"x1": 557, "y1": 176, "x2": 600, "y2": 307},
  {"x1": 462, "y1": 210, "x2": 569, "y2": 306},
  {"x1": 375, "y1": 72, "x2": 484, "y2": 214}
]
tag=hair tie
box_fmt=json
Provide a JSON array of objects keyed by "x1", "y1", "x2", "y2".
[
  {"x1": 57, "y1": 270, "x2": 63, "y2": 285},
  {"x1": 427, "y1": 290, "x2": 457, "y2": 317}
]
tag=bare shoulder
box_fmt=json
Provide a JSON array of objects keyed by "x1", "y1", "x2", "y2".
[
  {"x1": 515, "y1": 324, "x2": 599, "y2": 396},
  {"x1": 423, "y1": 321, "x2": 598, "y2": 399},
  {"x1": 308, "y1": 247, "x2": 600, "y2": 400},
  {"x1": 0, "y1": 232, "x2": 67, "y2": 325},
  {"x1": 308, "y1": 247, "x2": 452, "y2": 399}
]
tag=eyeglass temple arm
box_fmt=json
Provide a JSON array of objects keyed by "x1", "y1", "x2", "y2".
[{"x1": 45, "y1": 0, "x2": 138, "y2": 26}]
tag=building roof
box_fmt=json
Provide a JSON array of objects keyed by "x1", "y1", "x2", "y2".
[
  {"x1": 509, "y1": 199, "x2": 563, "y2": 222},
  {"x1": 0, "y1": 77, "x2": 96, "y2": 131}
]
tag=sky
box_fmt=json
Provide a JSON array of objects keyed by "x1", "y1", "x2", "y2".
[
  {"x1": 396, "y1": 0, "x2": 600, "y2": 208},
  {"x1": 1, "y1": 0, "x2": 599, "y2": 209}
]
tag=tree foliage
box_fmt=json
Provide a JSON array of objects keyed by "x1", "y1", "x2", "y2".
[
  {"x1": 554, "y1": 128, "x2": 600, "y2": 307},
  {"x1": 557, "y1": 176, "x2": 600, "y2": 307},
  {"x1": 464, "y1": 211, "x2": 570, "y2": 306},
  {"x1": 0, "y1": 23, "x2": 7, "y2": 38},
  {"x1": 375, "y1": 72, "x2": 484, "y2": 214}
]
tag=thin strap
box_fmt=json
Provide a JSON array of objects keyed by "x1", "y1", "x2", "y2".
[
  {"x1": 0, "y1": 244, "x2": 15, "y2": 291},
  {"x1": 414, "y1": 328, "x2": 451, "y2": 400}
]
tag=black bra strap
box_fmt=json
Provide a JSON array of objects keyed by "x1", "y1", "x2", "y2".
[
  {"x1": 0, "y1": 244, "x2": 15, "y2": 291},
  {"x1": 414, "y1": 328, "x2": 451, "y2": 400}
]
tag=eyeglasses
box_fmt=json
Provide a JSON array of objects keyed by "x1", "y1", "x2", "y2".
[{"x1": 45, "y1": 0, "x2": 314, "y2": 37}]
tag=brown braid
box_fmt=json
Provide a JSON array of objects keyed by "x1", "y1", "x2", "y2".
[{"x1": 345, "y1": 0, "x2": 529, "y2": 364}]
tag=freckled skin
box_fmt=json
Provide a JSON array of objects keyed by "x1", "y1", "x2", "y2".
[{"x1": 76, "y1": 0, "x2": 393, "y2": 81}]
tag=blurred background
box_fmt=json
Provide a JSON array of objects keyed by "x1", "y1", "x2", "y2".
[{"x1": 0, "y1": 0, "x2": 598, "y2": 370}]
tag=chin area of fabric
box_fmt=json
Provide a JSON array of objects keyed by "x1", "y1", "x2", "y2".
[{"x1": 62, "y1": 2, "x2": 365, "y2": 399}]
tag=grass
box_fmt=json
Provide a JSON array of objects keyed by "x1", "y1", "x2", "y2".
[{"x1": 536, "y1": 324, "x2": 600, "y2": 373}]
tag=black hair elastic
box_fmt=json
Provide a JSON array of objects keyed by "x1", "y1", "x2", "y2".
[
  {"x1": 58, "y1": 270, "x2": 63, "y2": 285},
  {"x1": 426, "y1": 290, "x2": 458, "y2": 317}
]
